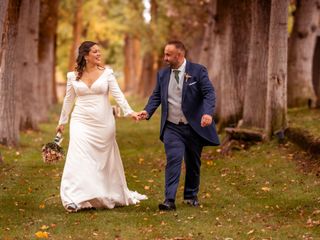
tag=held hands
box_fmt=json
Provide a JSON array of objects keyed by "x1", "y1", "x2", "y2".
[
  {"x1": 201, "y1": 114, "x2": 212, "y2": 127},
  {"x1": 130, "y1": 111, "x2": 149, "y2": 121},
  {"x1": 137, "y1": 110, "x2": 148, "y2": 120},
  {"x1": 130, "y1": 112, "x2": 140, "y2": 121}
]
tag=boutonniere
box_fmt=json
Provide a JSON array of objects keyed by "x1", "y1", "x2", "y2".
[{"x1": 184, "y1": 73, "x2": 192, "y2": 82}]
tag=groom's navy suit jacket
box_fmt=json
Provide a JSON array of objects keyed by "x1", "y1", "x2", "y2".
[{"x1": 144, "y1": 61, "x2": 220, "y2": 146}]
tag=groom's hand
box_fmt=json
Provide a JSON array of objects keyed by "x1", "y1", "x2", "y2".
[
  {"x1": 201, "y1": 114, "x2": 212, "y2": 127},
  {"x1": 137, "y1": 110, "x2": 149, "y2": 120}
]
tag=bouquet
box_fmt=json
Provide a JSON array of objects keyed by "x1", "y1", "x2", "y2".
[{"x1": 41, "y1": 132, "x2": 65, "y2": 163}]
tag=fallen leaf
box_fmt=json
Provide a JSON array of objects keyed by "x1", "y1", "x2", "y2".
[
  {"x1": 40, "y1": 225, "x2": 49, "y2": 230},
  {"x1": 247, "y1": 229, "x2": 255, "y2": 235},
  {"x1": 35, "y1": 231, "x2": 49, "y2": 238},
  {"x1": 261, "y1": 187, "x2": 271, "y2": 192},
  {"x1": 206, "y1": 161, "x2": 213, "y2": 166}
]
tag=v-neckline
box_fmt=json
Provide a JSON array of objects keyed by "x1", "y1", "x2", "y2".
[{"x1": 80, "y1": 69, "x2": 105, "y2": 89}]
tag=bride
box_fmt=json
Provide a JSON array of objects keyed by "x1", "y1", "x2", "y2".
[{"x1": 56, "y1": 41, "x2": 147, "y2": 212}]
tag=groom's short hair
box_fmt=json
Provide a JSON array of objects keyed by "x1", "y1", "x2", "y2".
[{"x1": 166, "y1": 40, "x2": 187, "y2": 55}]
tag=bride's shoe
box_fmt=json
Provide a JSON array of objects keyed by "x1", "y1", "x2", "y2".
[{"x1": 65, "y1": 203, "x2": 79, "y2": 213}]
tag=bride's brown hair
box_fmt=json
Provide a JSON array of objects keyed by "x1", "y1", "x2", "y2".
[{"x1": 75, "y1": 41, "x2": 103, "y2": 80}]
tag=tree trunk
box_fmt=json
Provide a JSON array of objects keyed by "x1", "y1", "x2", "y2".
[
  {"x1": 313, "y1": 35, "x2": 320, "y2": 107},
  {"x1": 38, "y1": 0, "x2": 59, "y2": 122},
  {"x1": 198, "y1": 0, "x2": 218, "y2": 67},
  {"x1": 287, "y1": 0, "x2": 320, "y2": 107},
  {"x1": 16, "y1": 0, "x2": 40, "y2": 130},
  {"x1": 199, "y1": 0, "x2": 222, "y2": 122},
  {"x1": 0, "y1": 1, "x2": 9, "y2": 62},
  {"x1": 137, "y1": 0, "x2": 158, "y2": 97},
  {"x1": 243, "y1": 0, "x2": 271, "y2": 129},
  {"x1": 52, "y1": 34, "x2": 58, "y2": 104},
  {"x1": 123, "y1": 34, "x2": 142, "y2": 93},
  {"x1": 68, "y1": 0, "x2": 82, "y2": 71},
  {"x1": 0, "y1": 0, "x2": 22, "y2": 146},
  {"x1": 265, "y1": 0, "x2": 289, "y2": 138},
  {"x1": 214, "y1": 0, "x2": 252, "y2": 129},
  {"x1": 138, "y1": 51, "x2": 158, "y2": 97}
]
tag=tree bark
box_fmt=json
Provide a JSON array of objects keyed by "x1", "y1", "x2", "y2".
[
  {"x1": 137, "y1": 0, "x2": 158, "y2": 97},
  {"x1": 243, "y1": 0, "x2": 271, "y2": 129},
  {"x1": 224, "y1": 127, "x2": 266, "y2": 142},
  {"x1": 265, "y1": 0, "x2": 289, "y2": 138},
  {"x1": 287, "y1": 0, "x2": 320, "y2": 107},
  {"x1": 0, "y1": 0, "x2": 22, "y2": 146},
  {"x1": 68, "y1": 0, "x2": 82, "y2": 71},
  {"x1": 16, "y1": 0, "x2": 40, "y2": 130},
  {"x1": 198, "y1": 0, "x2": 218, "y2": 67},
  {"x1": 313, "y1": 35, "x2": 320, "y2": 107},
  {"x1": 214, "y1": 0, "x2": 252, "y2": 129},
  {"x1": 0, "y1": 1, "x2": 9, "y2": 64},
  {"x1": 138, "y1": 51, "x2": 158, "y2": 97},
  {"x1": 123, "y1": 34, "x2": 142, "y2": 93},
  {"x1": 38, "y1": 0, "x2": 59, "y2": 121},
  {"x1": 199, "y1": 0, "x2": 222, "y2": 122}
]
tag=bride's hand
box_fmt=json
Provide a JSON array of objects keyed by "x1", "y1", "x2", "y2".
[
  {"x1": 56, "y1": 125, "x2": 64, "y2": 133},
  {"x1": 130, "y1": 112, "x2": 140, "y2": 121}
]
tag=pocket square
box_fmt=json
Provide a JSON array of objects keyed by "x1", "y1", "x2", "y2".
[{"x1": 188, "y1": 81, "x2": 198, "y2": 86}]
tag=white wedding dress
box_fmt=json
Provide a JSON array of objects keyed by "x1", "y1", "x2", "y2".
[{"x1": 58, "y1": 68, "x2": 147, "y2": 210}]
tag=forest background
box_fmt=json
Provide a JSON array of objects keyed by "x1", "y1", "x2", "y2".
[
  {"x1": 2, "y1": 0, "x2": 320, "y2": 239},
  {"x1": 1, "y1": 0, "x2": 320, "y2": 145}
]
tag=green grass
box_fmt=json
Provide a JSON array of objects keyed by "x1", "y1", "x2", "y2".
[
  {"x1": 288, "y1": 108, "x2": 320, "y2": 137},
  {"x1": 1, "y1": 101, "x2": 320, "y2": 239}
]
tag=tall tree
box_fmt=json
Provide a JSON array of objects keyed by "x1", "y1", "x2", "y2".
[
  {"x1": 138, "y1": 0, "x2": 159, "y2": 97},
  {"x1": 0, "y1": 0, "x2": 22, "y2": 145},
  {"x1": 198, "y1": 0, "x2": 218, "y2": 67},
  {"x1": 15, "y1": 0, "x2": 40, "y2": 130},
  {"x1": 0, "y1": 1, "x2": 9, "y2": 54},
  {"x1": 287, "y1": 0, "x2": 320, "y2": 107},
  {"x1": 122, "y1": 0, "x2": 144, "y2": 93},
  {"x1": 243, "y1": 0, "x2": 288, "y2": 138},
  {"x1": 68, "y1": 0, "x2": 82, "y2": 71},
  {"x1": 212, "y1": 0, "x2": 252, "y2": 129},
  {"x1": 265, "y1": 0, "x2": 288, "y2": 137},
  {"x1": 243, "y1": 0, "x2": 271, "y2": 129},
  {"x1": 124, "y1": 33, "x2": 142, "y2": 92},
  {"x1": 38, "y1": 0, "x2": 59, "y2": 121},
  {"x1": 313, "y1": 35, "x2": 320, "y2": 107},
  {"x1": 197, "y1": 0, "x2": 224, "y2": 123}
]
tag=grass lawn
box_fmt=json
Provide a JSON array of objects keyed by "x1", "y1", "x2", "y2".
[
  {"x1": 1, "y1": 99, "x2": 320, "y2": 239},
  {"x1": 288, "y1": 108, "x2": 320, "y2": 137}
]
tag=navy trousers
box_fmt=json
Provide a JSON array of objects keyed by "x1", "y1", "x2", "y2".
[{"x1": 163, "y1": 121, "x2": 203, "y2": 201}]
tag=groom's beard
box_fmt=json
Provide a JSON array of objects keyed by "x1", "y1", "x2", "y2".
[{"x1": 165, "y1": 61, "x2": 178, "y2": 69}]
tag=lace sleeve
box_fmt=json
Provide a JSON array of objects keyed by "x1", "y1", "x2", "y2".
[
  {"x1": 58, "y1": 72, "x2": 76, "y2": 125},
  {"x1": 107, "y1": 69, "x2": 133, "y2": 116}
]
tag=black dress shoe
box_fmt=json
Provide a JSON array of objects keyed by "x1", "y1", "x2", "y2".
[
  {"x1": 183, "y1": 196, "x2": 200, "y2": 207},
  {"x1": 158, "y1": 200, "x2": 176, "y2": 211}
]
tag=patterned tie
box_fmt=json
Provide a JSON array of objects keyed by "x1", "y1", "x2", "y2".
[{"x1": 173, "y1": 70, "x2": 180, "y2": 84}]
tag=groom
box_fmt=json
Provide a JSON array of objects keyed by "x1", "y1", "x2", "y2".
[{"x1": 138, "y1": 40, "x2": 220, "y2": 211}]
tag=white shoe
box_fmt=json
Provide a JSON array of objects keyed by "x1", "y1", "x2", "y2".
[{"x1": 65, "y1": 203, "x2": 79, "y2": 213}]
